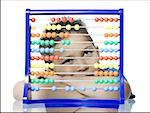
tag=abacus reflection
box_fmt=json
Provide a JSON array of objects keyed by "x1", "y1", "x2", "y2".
[{"x1": 24, "y1": 9, "x2": 125, "y2": 109}]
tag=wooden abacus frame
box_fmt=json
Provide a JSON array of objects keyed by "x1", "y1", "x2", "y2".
[{"x1": 23, "y1": 9, "x2": 124, "y2": 109}]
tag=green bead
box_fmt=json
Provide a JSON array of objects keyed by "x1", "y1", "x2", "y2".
[
  {"x1": 109, "y1": 41, "x2": 114, "y2": 45},
  {"x1": 45, "y1": 40, "x2": 50, "y2": 46},
  {"x1": 35, "y1": 79, "x2": 39, "y2": 83},
  {"x1": 49, "y1": 79, "x2": 54, "y2": 84},
  {"x1": 109, "y1": 79, "x2": 113, "y2": 84},
  {"x1": 40, "y1": 78, "x2": 44, "y2": 84},
  {"x1": 94, "y1": 80, "x2": 99, "y2": 84},
  {"x1": 104, "y1": 41, "x2": 109, "y2": 45},
  {"x1": 40, "y1": 40, "x2": 45, "y2": 46},
  {"x1": 113, "y1": 79, "x2": 119, "y2": 84},
  {"x1": 31, "y1": 41, "x2": 36, "y2": 45},
  {"x1": 99, "y1": 79, "x2": 104, "y2": 84},
  {"x1": 31, "y1": 79, "x2": 35, "y2": 83},
  {"x1": 50, "y1": 40, "x2": 55, "y2": 46},
  {"x1": 114, "y1": 41, "x2": 119, "y2": 45},
  {"x1": 44, "y1": 79, "x2": 49, "y2": 84},
  {"x1": 36, "y1": 41, "x2": 40, "y2": 44},
  {"x1": 61, "y1": 40, "x2": 65, "y2": 45},
  {"x1": 65, "y1": 40, "x2": 71, "y2": 45},
  {"x1": 104, "y1": 79, "x2": 109, "y2": 84}
]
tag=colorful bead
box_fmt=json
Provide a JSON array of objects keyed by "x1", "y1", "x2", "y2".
[
  {"x1": 60, "y1": 47, "x2": 65, "y2": 53},
  {"x1": 66, "y1": 24, "x2": 71, "y2": 31},
  {"x1": 95, "y1": 17, "x2": 99, "y2": 22},
  {"x1": 61, "y1": 40, "x2": 65, "y2": 45},
  {"x1": 31, "y1": 40, "x2": 36, "y2": 45},
  {"x1": 31, "y1": 18, "x2": 36, "y2": 22},
  {"x1": 40, "y1": 48, "x2": 45, "y2": 53},
  {"x1": 35, "y1": 79, "x2": 40, "y2": 83},
  {"x1": 113, "y1": 71, "x2": 119, "y2": 76},
  {"x1": 49, "y1": 48, "x2": 55, "y2": 53},
  {"x1": 62, "y1": 17, "x2": 67, "y2": 23},
  {"x1": 56, "y1": 17, "x2": 61, "y2": 23},
  {"x1": 46, "y1": 32, "x2": 52, "y2": 38},
  {"x1": 49, "y1": 79, "x2": 54, "y2": 84},
  {"x1": 65, "y1": 86, "x2": 70, "y2": 91},
  {"x1": 99, "y1": 17, "x2": 104, "y2": 22},
  {"x1": 44, "y1": 55, "x2": 50, "y2": 61},
  {"x1": 50, "y1": 40, "x2": 55, "y2": 46},
  {"x1": 69, "y1": 17, "x2": 74, "y2": 23},
  {"x1": 104, "y1": 79, "x2": 109, "y2": 84},
  {"x1": 66, "y1": 40, "x2": 71, "y2": 45},
  {"x1": 92, "y1": 87, "x2": 97, "y2": 92},
  {"x1": 45, "y1": 47, "x2": 50, "y2": 53},
  {"x1": 94, "y1": 80, "x2": 99, "y2": 84},
  {"x1": 64, "y1": 32, "x2": 70, "y2": 38},
  {"x1": 49, "y1": 63, "x2": 55, "y2": 69},
  {"x1": 104, "y1": 41, "x2": 109, "y2": 45},
  {"x1": 36, "y1": 33, "x2": 40, "y2": 37},
  {"x1": 113, "y1": 87, "x2": 119, "y2": 91},
  {"x1": 109, "y1": 18, "x2": 113, "y2": 22},
  {"x1": 70, "y1": 86, "x2": 75, "y2": 91},
  {"x1": 113, "y1": 79, "x2": 119, "y2": 84},
  {"x1": 94, "y1": 63, "x2": 99, "y2": 69},
  {"x1": 49, "y1": 56, "x2": 54, "y2": 60},
  {"x1": 51, "y1": 18, "x2": 55, "y2": 22},
  {"x1": 80, "y1": 87, "x2": 86, "y2": 91},
  {"x1": 44, "y1": 79, "x2": 49, "y2": 84},
  {"x1": 104, "y1": 87, "x2": 109, "y2": 91},
  {"x1": 31, "y1": 33, "x2": 35, "y2": 37},
  {"x1": 99, "y1": 79, "x2": 104, "y2": 84},
  {"x1": 51, "y1": 86, "x2": 57, "y2": 91},
  {"x1": 74, "y1": 24, "x2": 80, "y2": 30},
  {"x1": 57, "y1": 24, "x2": 61, "y2": 30},
  {"x1": 114, "y1": 18, "x2": 119, "y2": 22},
  {"x1": 45, "y1": 40, "x2": 49, "y2": 46},
  {"x1": 59, "y1": 32, "x2": 64, "y2": 38},
  {"x1": 40, "y1": 40, "x2": 45, "y2": 46},
  {"x1": 94, "y1": 71, "x2": 99, "y2": 76},
  {"x1": 46, "y1": 25, "x2": 51, "y2": 30},
  {"x1": 40, "y1": 78, "x2": 44, "y2": 84},
  {"x1": 52, "y1": 32, "x2": 56, "y2": 38},
  {"x1": 54, "y1": 55, "x2": 59, "y2": 60}
]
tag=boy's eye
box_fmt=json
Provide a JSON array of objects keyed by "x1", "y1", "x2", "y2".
[
  {"x1": 61, "y1": 59, "x2": 74, "y2": 64},
  {"x1": 83, "y1": 51, "x2": 93, "y2": 57}
]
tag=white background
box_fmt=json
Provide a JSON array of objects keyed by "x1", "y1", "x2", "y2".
[{"x1": 1, "y1": 0, "x2": 150, "y2": 112}]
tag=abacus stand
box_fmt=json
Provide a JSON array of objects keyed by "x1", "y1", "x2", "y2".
[{"x1": 23, "y1": 9, "x2": 125, "y2": 109}]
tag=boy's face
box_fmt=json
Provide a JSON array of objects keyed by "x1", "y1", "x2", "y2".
[{"x1": 52, "y1": 34, "x2": 99, "y2": 76}]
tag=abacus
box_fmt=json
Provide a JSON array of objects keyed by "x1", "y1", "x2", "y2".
[{"x1": 23, "y1": 9, "x2": 124, "y2": 109}]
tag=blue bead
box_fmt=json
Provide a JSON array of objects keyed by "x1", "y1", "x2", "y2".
[
  {"x1": 99, "y1": 48, "x2": 104, "y2": 52},
  {"x1": 51, "y1": 86, "x2": 57, "y2": 91},
  {"x1": 104, "y1": 87, "x2": 109, "y2": 91},
  {"x1": 31, "y1": 87, "x2": 35, "y2": 91},
  {"x1": 70, "y1": 86, "x2": 75, "y2": 91},
  {"x1": 35, "y1": 87, "x2": 40, "y2": 91},
  {"x1": 109, "y1": 87, "x2": 113, "y2": 91},
  {"x1": 80, "y1": 87, "x2": 86, "y2": 91},
  {"x1": 35, "y1": 48, "x2": 39, "y2": 52},
  {"x1": 114, "y1": 48, "x2": 119, "y2": 52},
  {"x1": 60, "y1": 47, "x2": 65, "y2": 53},
  {"x1": 45, "y1": 47, "x2": 50, "y2": 53},
  {"x1": 92, "y1": 86, "x2": 97, "y2": 92},
  {"x1": 109, "y1": 48, "x2": 114, "y2": 53},
  {"x1": 49, "y1": 48, "x2": 55, "y2": 53},
  {"x1": 31, "y1": 48, "x2": 35, "y2": 52},
  {"x1": 113, "y1": 87, "x2": 119, "y2": 91},
  {"x1": 40, "y1": 48, "x2": 45, "y2": 53},
  {"x1": 104, "y1": 48, "x2": 108, "y2": 53},
  {"x1": 65, "y1": 86, "x2": 70, "y2": 91}
]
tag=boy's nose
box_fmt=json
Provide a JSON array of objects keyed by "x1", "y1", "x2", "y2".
[{"x1": 76, "y1": 59, "x2": 89, "y2": 72}]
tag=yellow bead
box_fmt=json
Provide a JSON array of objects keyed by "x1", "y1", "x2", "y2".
[
  {"x1": 51, "y1": 24, "x2": 56, "y2": 30},
  {"x1": 30, "y1": 64, "x2": 34, "y2": 68},
  {"x1": 94, "y1": 63, "x2": 99, "y2": 69},
  {"x1": 74, "y1": 24, "x2": 80, "y2": 30},
  {"x1": 46, "y1": 25, "x2": 51, "y2": 30},
  {"x1": 66, "y1": 24, "x2": 71, "y2": 31},
  {"x1": 49, "y1": 63, "x2": 55, "y2": 69},
  {"x1": 45, "y1": 63, "x2": 50, "y2": 68},
  {"x1": 57, "y1": 24, "x2": 61, "y2": 30},
  {"x1": 35, "y1": 64, "x2": 40, "y2": 68},
  {"x1": 42, "y1": 25, "x2": 47, "y2": 30}
]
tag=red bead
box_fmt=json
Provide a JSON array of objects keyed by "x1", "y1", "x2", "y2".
[
  {"x1": 109, "y1": 56, "x2": 113, "y2": 60},
  {"x1": 109, "y1": 33, "x2": 113, "y2": 37},
  {"x1": 104, "y1": 18, "x2": 109, "y2": 22},
  {"x1": 31, "y1": 56, "x2": 35, "y2": 60},
  {"x1": 99, "y1": 56, "x2": 103, "y2": 60},
  {"x1": 64, "y1": 32, "x2": 70, "y2": 38},
  {"x1": 114, "y1": 33, "x2": 119, "y2": 37},
  {"x1": 56, "y1": 17, "x2": 61, "y2": 23},
  {"x1": 40, "y1": 56, "x2": 44, "y2": 60},
  {"x1": 35, "y1": 56, "x2": 40, "y2": 60},
  {"x1": 31, "y1": 18, "x2": 36, "y2": 22},
  {"x1": 54, "y1": 55, "x2": 59, "y2": 60},
  {"x1": 49, "y1": 56, "x2": 54, "y2": 60},
  {"x1": 44, "y1": 56, "x2": 50, "y2": 61},
  {"x1": 104, "y1": 56, "x2": 108, "y2": 60},
  {"x1": 51, "y1": 18, "x2": 55, "y2": 22},
  {"x1": 114, "y1": 56, "x2": 119, "y2": 60},
  {"x1": 104, "y1": 33, "x2": 109, "y2": 37},
  {"x1": 95, "y1": 17, "x2": 99, "y2": 22},
  {"x1": 99, "y1": 17, "x2": 103, "y2": 22},
  {"x1": 69, "y1": 17, "x2": 74, "y2": 23},
  {"x1": 114, "y1": 18, "x2": 119, "y2": 22},
  {"x1": 62, "y1": 17, "x2": 67, "y2": 23},
  {"x1": 109, "y1": 18, "x2": 113, "y2": 22}
]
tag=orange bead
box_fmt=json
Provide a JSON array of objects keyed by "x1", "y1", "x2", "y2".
[
  {"x1": 114, "y1": 18, "x2": 119, "y2": 22},
  {"x1": 108, "y1": 71, "x2": 113, "y2": 76},
  {"x1": 114, "y1": 33, "x2": 119, "y2": 37},
  {"x1": 31, "y1": 18, "x2": 36, "y2": 22},
  {"x1": 36, "y1": 33, "x2": 40, "y2": 37},
  {"x1": 49, "y1": 56, "x2": 54, "y2": 60},
  {"x1": 64, "y1": 32, "x2": 70, "y2": 38},
  {"x1": 40, "y1": 71, "x2": 45, "y2": 77},
  {"x1": 62, "y1": 17, "x2": 67, "y2": 23},
  {"x1": 94, "y1": 71, "x2": 99, "y2": 76},
  {"x1": 44, "y1": 55, "x2": 50, "y2": 61},
  {"x1": 35, "y1": 56, "x2": 40, "y2": 60},
  {"x1": 45, "y1": 71, "x2": 49, "y2": 77},
  {"x1": 114, "y1": 56, "x2": 119, "y2": 60},
  {"x1": 104, "y1": 56, "x2": 108, "y2": 60},
  {"x1": 69, "y1": 17, "x2": 74, "y2": 23},
  {"x1": 54, "y1": 55, "x2": 59, "y2": 60},
  {"x1": 35, "y1": 71, "x2": 40, "y2": 76},
  {"x1": 42, "y1": 33, "x2": 47, "y2": 38},
  {"x1": 104, "y1": 33, "x2": 109, "y2": 37},
  {"x1": 50, "y1": 71, "x2": 54, "y2": 76},
  {"x1": 109, "y1": 18, "x2": 113, "y2": 22},
  {"x1": 56, "y1": 17, "x2": 61, "y2": 23},
  {"x1": 31, "y1": 56, "x2": 35, "y2": 60},
  {"x1": 113, "y1": 71, "x2": 119, "y2": 76},
  {"x1": 52, "y1": 32, "x2": 56, "y2": 38},
  {"x1": 31, "y1": 33, "x2": 35, "y2": 37},
  {"x1": 30, "y1": 71, "x2": 35, "y2": 76},
  {"x1": 104, "y1": 18, "x2": 109, "y2": 22},
  {"x1": 46, "y1": 32, "x2": 52, "y2": 38},
  {"x1": 95, "y1": 17, "x2": 99, "y2": 22},
  {"x1": 40, "y1": 56, "x2": 44, "y2": 60},
  {"x1": 109, "y1": 33, "x2": 113, "y2": 37},
  {"x1": 104, "y1": 71, "x2": 108, "y2": 76},
  {"x1": 59, "y1": 32, "x2": 64, "y2": 38},
  {"x1": 109, "y1": 56, "x2": 113, "y2": 60},
  {"x1": 98, "y1": 71, "x2": 104, "y2": 76},
  {"x1": 99, "y1": 56, "x2": 103, "y2": 60},
  {"x1": 99, "y1": 17, "x2": 104, "y2": 22}
]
